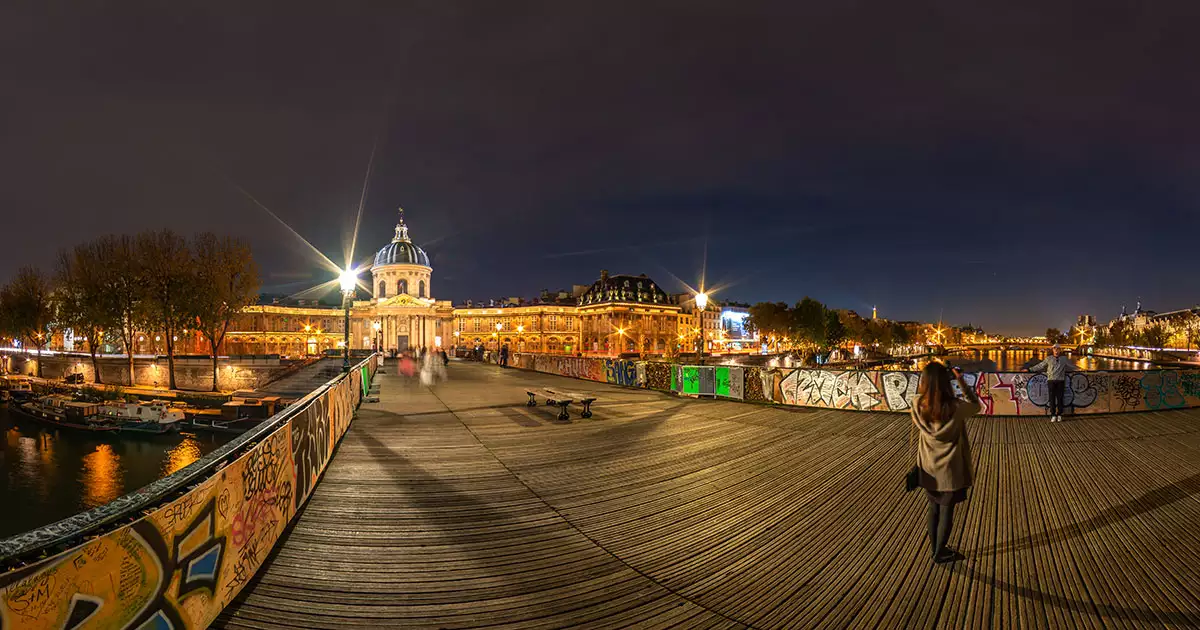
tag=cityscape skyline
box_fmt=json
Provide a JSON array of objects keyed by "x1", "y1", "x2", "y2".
[{"x1": 3, "y1": 3, "x2": 1198, "y2": 335}]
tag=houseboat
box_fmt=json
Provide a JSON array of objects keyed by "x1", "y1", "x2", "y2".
[
  {"x1": 99, "y1": 400, "x2": 186, "y2": 434},
  {"x1": 2, "y1": 376, "x2": 35, "y2": 402},
  {"x1": 14, "y1": 395, "x2": 119, "y2": 432}
]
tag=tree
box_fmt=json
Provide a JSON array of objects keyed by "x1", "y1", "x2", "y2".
[
  {"x1": 56, "y1": 242, "x2": 115, "y2": 383},
  {"x1": 1139, "y1": 323, "x2": 1170, "y2": 349},
  {"x1": 824, "y1": 309, "x2": 846, "y2": 350},
  {"x1": 2, "y1": 267, "x2": 56, "y2": 377},
  {"x1": 747, "y1": 302, "x2": 791, "y2": 351},
  {"x1": 88, "y1": 235, "x2": 146, "y2": 385},
  {"x1": 838, "y1": 310, "x2": 869, "y2": 345},
  {"x1": 1045, "y1": 328, "x2": 1065, "y2": 345},
  {"x1": 137, "y1": 230, "x2": 193, "y2": 390},
  {"x1": 791, "y1": 296, "x2": 827, "y2": 348},
  {"x1": 1108, "y1": 320, "x2": 1131, "y2": 346},
  {"x1": 190, "y1": 233, "x2": 260, "y2": 391}
]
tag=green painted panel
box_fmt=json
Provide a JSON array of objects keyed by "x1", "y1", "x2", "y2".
[
  {"x1": 682, "y1": 366, "x2": 701, "y2": 394},
  {"x1": 715, "y1": 367, "x2": 731, "y2": 397}
]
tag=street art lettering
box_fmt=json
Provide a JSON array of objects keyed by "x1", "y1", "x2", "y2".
[
  {"x1": 788, "y1": 370, "x2": 881, "y2": 410},
  {"x1": 1113, "y1": 375, "x2": 1143, "y2": 411},
  {"x1": 0, "y1": 356, "x2": 377, "y2": 630},
  {"x1": 1142, "y1": 371, "x2": 1186, "y2": 410},
  {"x1": 881, "y1": 372, "x2": 919, "y2": 411},
  {"x1": 604, "y1": 359, "x2": 638, "y2": 386},
  {"x1": 291, "y1": 397, "x2": 330, "y2": 509}
]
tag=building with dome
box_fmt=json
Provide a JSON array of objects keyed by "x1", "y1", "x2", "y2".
[
  {"x1": 221, "y1": 209, "x2": 454, "y2": 356},
  {"x1": 217, "y1": 209, "x2": 708, "y2": 358},
  {"x1": 349, "y1": 210, "x2": 454, "y2": 353}
]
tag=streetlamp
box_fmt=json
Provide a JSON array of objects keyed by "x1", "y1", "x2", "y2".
[
  {"x1": 339, "y1": 268, "x2": 357, "y2": 372},
  {"x1": 372, "y1": 320, "x2": 381, "y2": 352},
  {"x1": 517, "y1": 324, "x2": 524, "y2": 352},
  {"x1": 694, "y1": 291, "x2": 708, "y2": 365}
]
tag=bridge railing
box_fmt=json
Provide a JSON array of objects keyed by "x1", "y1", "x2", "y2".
[
  {"x1": 508, "y1": 352, "x2": 1200, "y2": 417},
  {"x1": 0, "y1": 353, "x2": 379, "y2": 629}
]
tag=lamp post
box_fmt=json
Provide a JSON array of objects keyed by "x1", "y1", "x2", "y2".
[
  {"x1": 339, "y1": 269, "x2": 357, "y2": 372},
  {"x1": 694, "y1": 292, "x2": 708, "y2": 365},
  {"x1": 373, "y1": 320, "x2": 381, "y2": 352}
]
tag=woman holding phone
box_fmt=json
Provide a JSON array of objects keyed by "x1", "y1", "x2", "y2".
[{"x1": 911, "y1": 362, "x2": 981, "y2": 563}]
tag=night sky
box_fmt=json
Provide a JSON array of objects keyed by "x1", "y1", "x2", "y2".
[{"x1": 3, "y1": 2, "x2": 1198, "y2": 335}]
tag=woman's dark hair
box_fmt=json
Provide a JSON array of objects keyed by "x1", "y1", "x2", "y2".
[{"x1": 917, "y1": 361, "x2": 956, "y2": 424}]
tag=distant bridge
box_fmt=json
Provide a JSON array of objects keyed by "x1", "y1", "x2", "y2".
[{"x1": 948, "y1": 342, "x2": 1074, "y2": 351}]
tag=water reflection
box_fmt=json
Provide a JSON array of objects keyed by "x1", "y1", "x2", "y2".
[
  {"x1": 163, "y1": 436, "x2": 203, "y2": 476},
  {"x1": 959, "y1": 349, "x2": 1153, "y2": 372},
  {"x1": 80, "y1": 443, "x2": 123, "y2": 508},
  {"x1": 0, "y1": 406, "x2": 235, "y2": 538}
]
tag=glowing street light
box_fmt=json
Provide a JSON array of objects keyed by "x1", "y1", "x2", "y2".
[
  {"x1": 372, "y1": 320, "x2": 381, "y2": 352},
  {"x1": 339, "y1": 268, "x2": 357, "y2": 372},
  {"x1": 693, "y1": 291, "x2": 709, "y2": 365}
]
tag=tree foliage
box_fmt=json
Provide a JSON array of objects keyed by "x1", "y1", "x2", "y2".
[
  {"x1": 56, "y1": 242, "x2": 117, "y2": 383},
  {"x1": 190, "y1": 233, "x2": 260, "y2": 391},
  {"x1": 1, "y1": 267, "x2": 56, "y2": 377}
]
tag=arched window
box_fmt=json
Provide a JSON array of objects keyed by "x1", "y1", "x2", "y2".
[
  {"x1": 398, "y1": 279, "x2": 408, "y2": 295},
  {"x1": 378, "y1": 281, "x2": 387, "y2": 298},
  {"x1": 419, "y1": 280, "x2": 426, "y2": 298}
]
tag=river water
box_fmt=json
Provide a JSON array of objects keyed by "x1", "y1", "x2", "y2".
[
  {"x1": 0, "y1": 404, "x2": 234, "y2": 539},
  {"x1": 952, "y1": 349, "x2": 1155, "y2": 372}
]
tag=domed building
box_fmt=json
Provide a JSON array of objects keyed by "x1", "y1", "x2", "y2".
[
  {"x1": 220, "y1": 214, "x2": 700, "y2": 358},
  {"x1": 349, "y1": 209, "x2": 454, "y2": 353}
]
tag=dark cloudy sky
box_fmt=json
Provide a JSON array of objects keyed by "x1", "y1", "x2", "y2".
[{"x1": 3, "y1": 2, "x2": 1198, "y2": 335}]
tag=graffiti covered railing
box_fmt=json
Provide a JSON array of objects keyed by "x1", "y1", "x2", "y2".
[
  {"x1": 505, "y1": 353, "x2": 1200, "y2": 416},
  {"x1": 511, "y1": 353, "x2": 643, "y2": 387},
  {"x1": 764, "y1": 368, "x2": 1200, "y2": 416},
  {"x1": 0, "y1": 354, "x2": 379, "y2": 629}
]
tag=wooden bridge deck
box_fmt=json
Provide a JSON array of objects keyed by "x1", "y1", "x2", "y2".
[{"x1": 214, "y1": 362, "x2": 1200, "y2": 629}]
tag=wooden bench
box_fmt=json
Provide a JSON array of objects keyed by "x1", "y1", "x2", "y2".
[{"x1": 525, "y1": 387, "x2": 596, "y2": 420}]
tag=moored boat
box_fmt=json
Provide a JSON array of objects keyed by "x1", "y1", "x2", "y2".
[
  {"x1": 14, "y1": 395, "x2": 120, "y2": 432},
  {"x1": 99, "y1": 400, "x2": 186, "y2": 434},
  {"x1": 2, "y1": 376, "x2": 35, "y2": 402}
]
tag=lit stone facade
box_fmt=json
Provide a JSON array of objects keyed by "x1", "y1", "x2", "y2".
[
  {"x1": 453, "y1": 305, "x2": 580, "y2": 353},
  {"x1": 577, "y1": 272, "x2": 681, "y2": 356},
  {"x1": 211, "y1": 214, "x2": 698, "y2": 358},
  {"x1": 224, "y1": 210, "x2": 454, "y2": 356},
  {"x1": 450, "y1": 272, "x2": 686, "y2": 357}
]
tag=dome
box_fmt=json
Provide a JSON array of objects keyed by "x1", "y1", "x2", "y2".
[
  {"x1": 372, "y1": 209, "x2": 431, "y2": 269},
  {"x1": 578, "y1": 270, "x2": 671, "y2": 306}
]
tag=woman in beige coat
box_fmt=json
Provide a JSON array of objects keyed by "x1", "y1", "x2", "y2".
[{"x1": 911, "y1": 362, "x2": 981, "y2": 564}]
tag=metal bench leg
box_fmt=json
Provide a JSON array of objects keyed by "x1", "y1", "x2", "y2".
[
  {"x1": 527, "y1": 392, "x2": 537, "y2": 407},
  {"x1": 581, "y1": 400, "x2": 592, "y2": 418},
  {"x1": 557, "y1": 404, "x2": 570, "y2": 421}
]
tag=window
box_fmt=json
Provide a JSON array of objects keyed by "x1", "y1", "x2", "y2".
[
  {"x1": 419, "y1": 280, "x2": 426, "y2": 298},
  {"x1": 378, "y1": 281, "x2": 387, "y2": 297},
  {"x1": 398, "y1": 279, "x2": 408, "y2": 295}
]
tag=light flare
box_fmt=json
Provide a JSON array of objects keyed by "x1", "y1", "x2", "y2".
[{"x1": 235, "y1": 185, "x2": 341, "y2": 275}]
